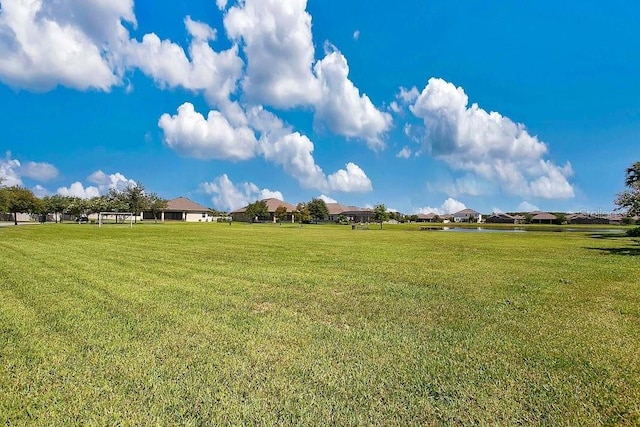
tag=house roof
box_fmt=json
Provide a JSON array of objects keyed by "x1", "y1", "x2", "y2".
[
  {"x1": 166, "y1": 197, "x2": 210, "y2": 212},
  {"x1": 453, "y1": 208, "x2": 480, "y2": 216},
  {"x1": 531, "y1": 212, "x2": 557, "y2": 220},
  {"x1": 326, "y1": 202, "x2": 349, "y2": 215},
  {"x1": 417, "y1": 213, "x2": 437, "y2": 219},
  {"x1": 231, "y1": 198, "x2": 297, "y2": 214},
  {"x1": 489, "y1": 213, "x2": 516, "y2": 219}
]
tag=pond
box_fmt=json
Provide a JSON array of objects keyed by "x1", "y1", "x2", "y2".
[{"x1": 419, "y1": 226, "x2": 626, "y2": 234}]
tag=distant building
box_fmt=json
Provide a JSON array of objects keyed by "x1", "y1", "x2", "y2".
[
  {"x1": 453, "y1": 209, "x2": 480, "y2": 223},
  {"x1": 230, "y1": 198, "x2": 297, "y2": 223},
  {"x1": 485, "y1": 213, "x2": 519, "y2": 224},
  {"x1": 143, "y1": 197, "x2": 212, "y2": 222},
  {"x1": 530, "y1": 212, "x2": 557, "y2": 224}
]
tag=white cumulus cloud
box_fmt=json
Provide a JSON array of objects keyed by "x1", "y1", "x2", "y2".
[
  {"x1": 0, "y1": 153, "x2": 59, "y2": 186},
  {"x1": 0, "y1": 154, "x2": 22, "y2": 187},
  {"x1": 327, "y1": 162, "x2": 373, "y2": 193},
  {"x1": 201, "y1": 174, "x2": 283, "y2": 211},
  {"x1": 410, "y1": 77, "x2": 574, "y2": 199},
  {"x1": 0, "y1": 0, "x2": 133, "y2": 91},
  {"x1": 57, "y1": 182, "x2": 100, "y2": 199},
  {"x1": 20, "y1": 161, "x2": 59, "y2": 181},
  {"x1": 158, "y1": 103, "x2": 258, "y2": 161},
  {"x1": 224, "y1": 0, "x2": 390, "y2": 145},
  {"x1": 318, "y1": 194, "x2": 337, "y2": 203},
  {"x1": 518, "y1": 201, "x2": 540, "y2": 212},
  {"x1": 224, "y1": 0, "x2": 320, "y2": 108},
  {"x1": 314, "y1": 46, "x2": 392, "y2": 149},
  {"x1": 417, "y1": 198, "x2": 467, "y2": 215},
  {"x1": 32, "y1": 185, "x2": 49, "y2": 198},
  {"x1": 87, "y1": 170, "x2": 137, "y2": 193},
  {"x1": 125, "y1": 18, "x2": 243, "y2": 106}
]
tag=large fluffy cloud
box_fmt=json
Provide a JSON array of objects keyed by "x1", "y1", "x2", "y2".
[
  {"x1": 224, "y1": 0, "x2": 391, "y2": 145},
  {"x1": 201, "y1": 174, "x2": 284, "y2": 211},
  {"x1": 160, "y1": 103, "x2": 373, "y2": 193},
  {"x1": 125, "y1": 17, "x2": 244, "y2": 106},
  {"x1": 417, "y1": 198, "x2": 467, "y2": 215},
  {"x1": 20, "y1": 161, "x2": 59, "y2": 181},
  {"x1": 57, "y1": 170, "x2": 136, "y2": 198},
  {"x1": 0, "y1": 155, "x2": 22, "y2": 187},
  {"x1": 57, "y1": 182, "x2": 100, "y2": 199},
  {"x1": 1, "y1": 0, "x2": 391, "y2": 147},
  {"x1": 0, "y1": 0, "x2": 133, "y2": 91},
  {"x1": 326, "y1": 162, "x2": 373, "y2": 193},
  {"x1": 158, "y1": 103, "x2": 258, "y2": 161},
  {"x1": 314, "y1": 47, "x2": 392, "y2": 149},
  {"x1": 0, "y1": 153, "x2": 59, "y2": 186},
  {"x1": 87, "y1": 170, "x2": 137, "y2": 193},
  {"x1": 224, "y1": 0, "x2": 320, "y2": 108},
  {"x1": 410, "y1": 78, "x2": 574, "y2": 199}
]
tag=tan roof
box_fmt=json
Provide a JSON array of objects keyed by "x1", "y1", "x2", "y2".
[
  {"x1": 417, "y1": 213, "x2": 438, "y2": 219},
  {"x1": 326, "y1": 202, "x2": 349, "y2": 215},
  {"x1": 166, "y1": 197, "x2": 210, "y2": 212},
  {"x1": 454, "y1": 208, "x2": 480, "y2": 216},
  {"x1": 262, "y1": 198, "x2": 297, "y2": 212},
  {"x1": 531, "y1": 212, "x2": 557, "y2": 220},
  {"x1": 232, "y1": 198, "x2": 297, "y2": 213}
]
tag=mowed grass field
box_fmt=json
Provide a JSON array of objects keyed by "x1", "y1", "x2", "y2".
[{"x1": 0, "y1": 223, "x2": 639, "y2": 425}]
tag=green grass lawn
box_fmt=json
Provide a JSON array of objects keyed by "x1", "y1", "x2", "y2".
[{"x1": 1, "y1": 223, "x2": 639, "y2": 425}]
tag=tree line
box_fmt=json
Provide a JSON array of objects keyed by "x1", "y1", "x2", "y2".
[{"x1": 0, "y1": 183, "x2": 167, "y2": 225}]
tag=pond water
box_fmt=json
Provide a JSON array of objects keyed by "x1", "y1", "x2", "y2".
[
  {"x1": 419, "y1": 227, "x2": 625, "y2": 234},
  {"x1": 441, "y1": 227, "x2": 526, "y2": 233}
]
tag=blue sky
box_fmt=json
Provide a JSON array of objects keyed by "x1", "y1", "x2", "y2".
[{"x1": 1, "y1": 0, "x2": 639, "y2": 215}]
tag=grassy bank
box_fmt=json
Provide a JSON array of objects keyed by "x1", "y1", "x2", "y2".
[{"x1": 1, "y1": 223, "x2": 638, "y2": 425}]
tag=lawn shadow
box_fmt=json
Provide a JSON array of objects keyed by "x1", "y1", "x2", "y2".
[{"x1": 585, "y1": 235, "x2": 640, "y2": 256}]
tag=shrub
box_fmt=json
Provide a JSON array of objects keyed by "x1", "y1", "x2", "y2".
[{"x1": 626, "y1": 227, "x2": 640, "y2": 237}]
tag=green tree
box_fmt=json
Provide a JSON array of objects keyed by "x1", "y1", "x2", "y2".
[
  {"x1": 274, "y1": 205, "x2": 288, "y2": 223},
  {"x1": 0, "y1": 186, "x2": 40, "y2": 225},
  {"x1": 294, "y1": 202, "x2": 311, "y2": 224},
  {"x1": 122, "y1": 184, "x2": 148, "y2": 223},
  {"x1": 373, "y1": 203, "x2": 390, "y2": 230},
  {"x1": 307, "y1": 198, "x2": 329, "y2": 223},
  {"x1": 245, "y1": 200, "x2": 269, "y2": 223},
  {"x1": 615, "y1": 161, "x2": 640, "y2": 218},
  {"x1": 146, "y1": 192, "x2": 168, "y2": 223},
  {"x1": 554, "y1": 213, "x2": 567, "y2": 225},
  {"x1": 65, "y1": 197, "x2": 88, "y2": 220},
  {"x1": 43, "y1": 194, "x2": 71, "y2": 223}
]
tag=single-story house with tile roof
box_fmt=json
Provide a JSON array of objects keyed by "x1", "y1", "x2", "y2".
[
  {"x1": 453, "y1": 208, "x2": 481, "y2": 223},
  {"x1": 325, "y1": 203, "x2": 349, "y2": 222},
  {"x1": 566, "y1": 213, "x2": 609, "y2": 225},
  {"x1": 416, "y1": 213, "x2": 439, "y2": 223},
  {"x1": 230, "y1": 198, "x2": 297, "y2": 223},
  {"x1": 143, "y1": 196, "x2": 212, "y2": 222},
  {"x1": 339, "y1": 207, "x2": 375, "y2": 223},
  {"x1": 530, "y1": 212, "x2": 557, "y2": 224},
  {"x1": 485, "y1": 213, "x2": 519, "y2": 224}
]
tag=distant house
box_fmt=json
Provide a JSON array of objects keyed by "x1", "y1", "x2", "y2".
[
  {"x1": 530, "y1": 212, "x2": 557, "y2": 224},
  {"x1": 607, "y1": 214, "x2": 639, "y2": 225},
  {"x1": 230, "y1": 198, "x2": 297, "y2": 223},
  {"x1": 485, "y1": 213, "x2": 519, "y2": 224},
  {"x1": 453, "y1": 209, "x2": 480, "y2": 223},
  {"x1": 339, "y1": 207, "x2": 375, "y2": 223},
  {"x1": 416, "y1": 213, "x2": 438, "y2": 223},
  {"x1": 326, "y1": 203, "x2": 350, "y2": 222},
  {"x1": 566, "y1": 213, "x2": 609, "y2": 225},
  {"x1": 324, "y1": 203, "x2": 374, "y2": 223},
  {"x1": 143, "y1": 197, "x2": 212, "y2": 222}
]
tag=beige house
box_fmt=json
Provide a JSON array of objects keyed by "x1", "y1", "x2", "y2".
[
  {"x1": 143, "y1": 197, "x2": 212, "y2": 222},
  {"x1": 231, "y1": 198, "x2": 297, "y2": 223}
]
